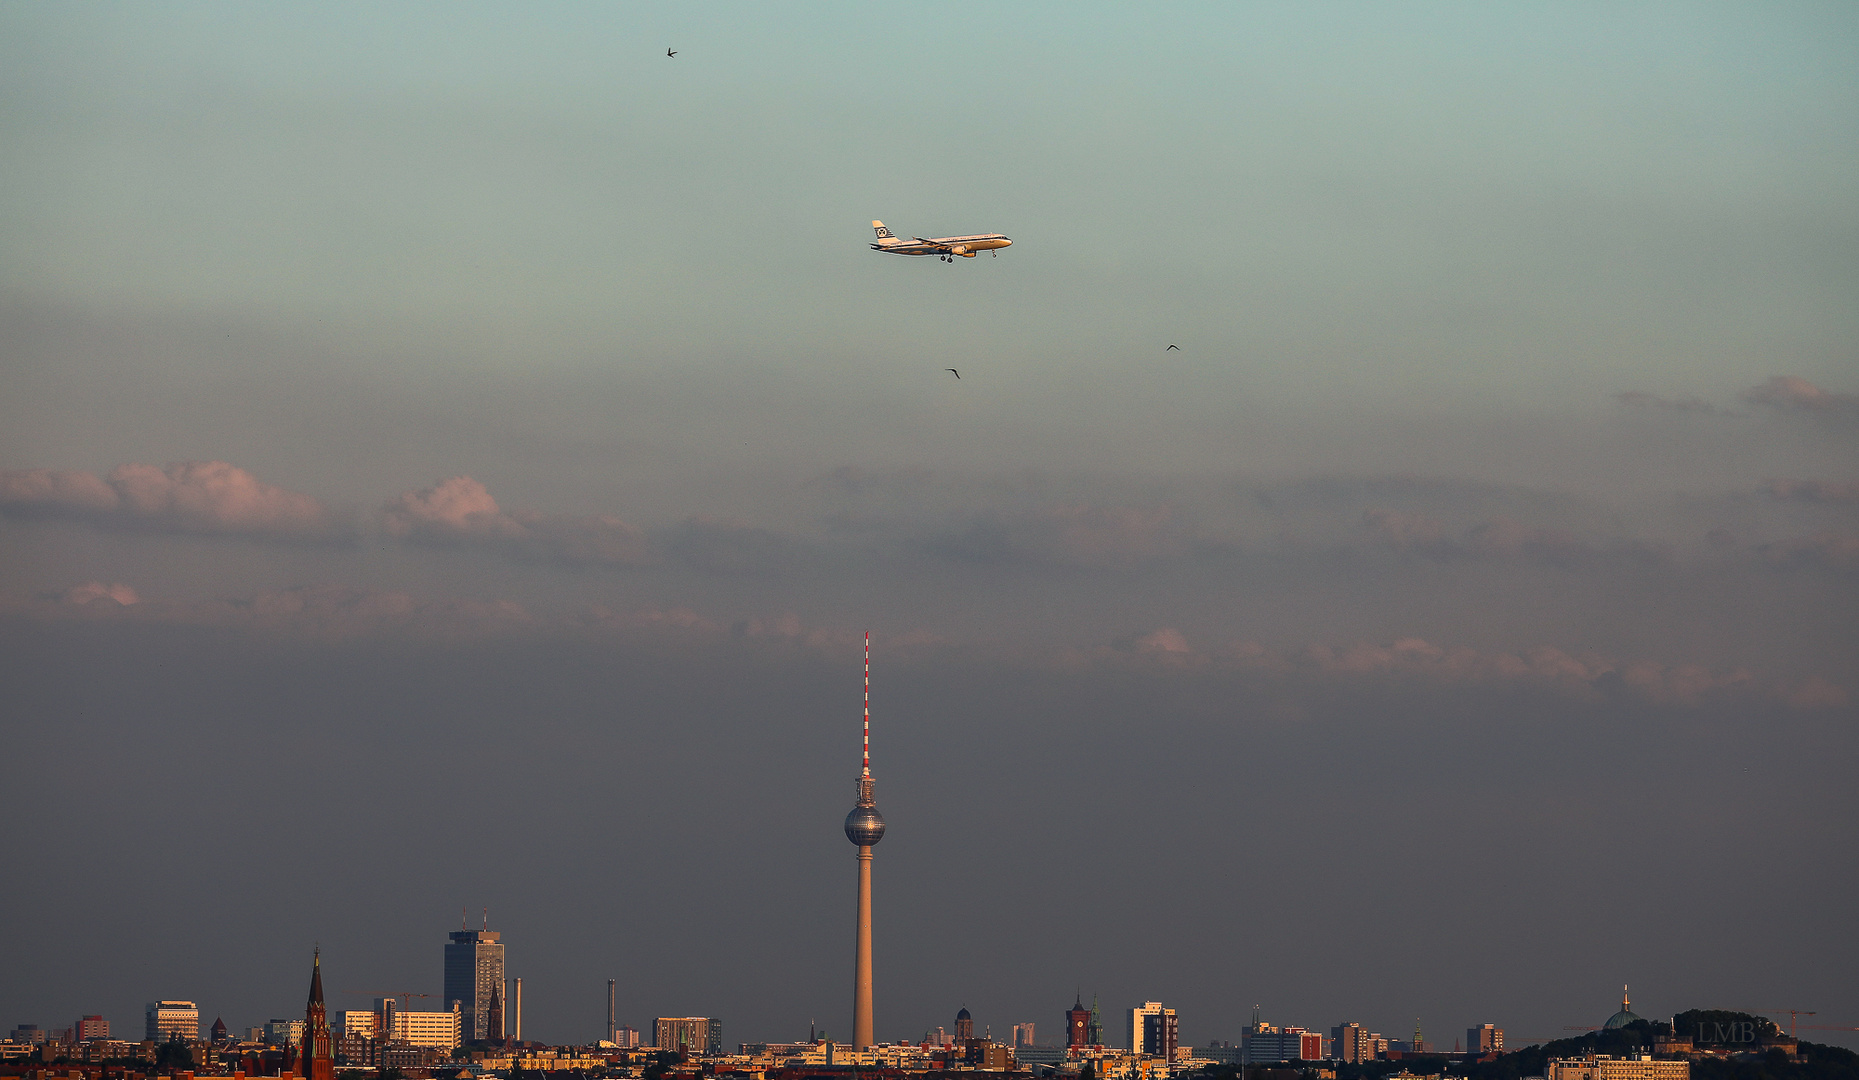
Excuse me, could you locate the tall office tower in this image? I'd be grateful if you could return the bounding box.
[844,632,887,1051]
[145,1001,199,1043]
[1067,998,1092,1048]
[1012,1023,1035,1047]
[1128,1003,1163,1054]
[607,981,616,1043]
[1334,1023,1373,1064]
[1468,1025,1503,1054]
[615,1026,640,1049]
[445,912,506,1042]
[302,949,335,1080]
[955,1008,973,1042]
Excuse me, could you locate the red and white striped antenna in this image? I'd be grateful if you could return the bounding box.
[862,631,871,777]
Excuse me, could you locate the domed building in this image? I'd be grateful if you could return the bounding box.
[1603,988,1643,1030]
[955,1008,974,1042]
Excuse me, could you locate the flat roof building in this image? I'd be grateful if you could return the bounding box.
[146,1002,199,1043]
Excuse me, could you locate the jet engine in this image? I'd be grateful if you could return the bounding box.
[951,245,969,257]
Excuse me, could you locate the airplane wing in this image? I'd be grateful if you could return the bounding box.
[912,236,954,249]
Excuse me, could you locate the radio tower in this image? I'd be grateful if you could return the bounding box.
[845,631,886,1050]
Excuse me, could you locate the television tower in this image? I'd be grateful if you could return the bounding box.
[844,631,886,1050]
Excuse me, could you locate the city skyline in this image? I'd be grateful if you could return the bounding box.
[3,0,1854,1058]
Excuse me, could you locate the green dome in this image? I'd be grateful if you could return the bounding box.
[1603,989,1642,1029]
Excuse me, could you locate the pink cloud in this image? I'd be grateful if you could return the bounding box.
[61,582,140,606]
[1741,375,1859,418]
[0,461,339,539]
[382,476,649,566]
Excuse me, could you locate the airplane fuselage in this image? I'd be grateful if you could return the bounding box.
[869,221,1011,259]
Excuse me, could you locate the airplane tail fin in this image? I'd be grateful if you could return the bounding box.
[872,221,894,239]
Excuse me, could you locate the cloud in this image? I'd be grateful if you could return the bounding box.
[1741,376,1859,420]
[60,582,140,606]
[382,476,649,567]
[1760,478,1859,503]
[1754,531,1859,570]
[1361,509,1664,567]
[0,461,341,539]
[1613,390,1738,416]
[930,503,1183,567]
[1071,631,1823,708]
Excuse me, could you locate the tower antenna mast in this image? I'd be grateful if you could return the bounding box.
[863,631,871,778]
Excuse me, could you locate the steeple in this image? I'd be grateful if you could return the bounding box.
[303,948,334,1080]
[307,948,325,1007]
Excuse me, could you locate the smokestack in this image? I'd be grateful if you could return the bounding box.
[607,980,616,1044]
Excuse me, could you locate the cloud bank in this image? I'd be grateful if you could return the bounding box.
[0,462,341,540]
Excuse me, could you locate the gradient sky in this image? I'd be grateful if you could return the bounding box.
[2,0,1856,1056]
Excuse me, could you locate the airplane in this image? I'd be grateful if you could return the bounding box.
[870,221,1012,262]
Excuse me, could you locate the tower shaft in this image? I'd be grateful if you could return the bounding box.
[853,845,874,1049]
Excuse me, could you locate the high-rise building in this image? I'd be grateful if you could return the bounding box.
[1334,1023,1378,1064]
[302,950,335,1080]
[1012,1024,1036,1048]
[266,1019,306,1048]
[445,915,506,1043]
[1469,1025,1504,1054]
[145,1002,199,1043]
[337,1013,377,1039]
[654,1018,721,1056]
[1131,1005,1177,1060]
[76,1017,109,1042]
[844,632,887,1051]
[1067,998,1092,1048]
[1128,1003,1162,1054]
[615,1026,640,1049]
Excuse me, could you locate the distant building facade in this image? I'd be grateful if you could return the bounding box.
[1548,1056,1689,1080]
[654,1017,721,1056]
[955,1009,974,1043]
[1469,1025,1504,1054]
[266,1019,307,1048]
[1242,1023,1323,1064]
[389,1005,462,1049]
[445,926,506,1043]
[75,1017,109,1043]
[614,1026,641,1049]
[145,1002,199,1043]
[1128,1004,1162,1054]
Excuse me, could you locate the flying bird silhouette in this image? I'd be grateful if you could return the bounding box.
[1166,344,1179,351]
[666,48,676,57]
[946,369,960,379]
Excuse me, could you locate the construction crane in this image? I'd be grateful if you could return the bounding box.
[341,990,434,1010]
[1718,1009,1816,1039]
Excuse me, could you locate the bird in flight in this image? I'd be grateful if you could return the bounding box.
[947,368,961,379]
[1166,344,1179,351]
[666,48,677,57]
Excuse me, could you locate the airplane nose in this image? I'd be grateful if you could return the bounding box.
[1000,238,1011,246]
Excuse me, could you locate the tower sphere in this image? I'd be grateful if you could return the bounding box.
[845,804,886,846]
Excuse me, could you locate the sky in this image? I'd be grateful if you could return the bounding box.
[2,0,1856,1055]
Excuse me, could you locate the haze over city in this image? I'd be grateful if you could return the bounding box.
[2,0,1855,1059]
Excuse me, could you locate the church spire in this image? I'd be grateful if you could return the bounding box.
[308,947,325,1007]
